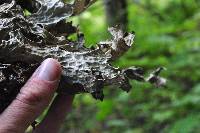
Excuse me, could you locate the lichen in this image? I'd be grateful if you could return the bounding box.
[0,0,166,113]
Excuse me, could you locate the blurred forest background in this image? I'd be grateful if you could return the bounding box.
[59,0,200,132]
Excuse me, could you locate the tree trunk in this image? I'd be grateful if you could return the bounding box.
[104,0,128,30]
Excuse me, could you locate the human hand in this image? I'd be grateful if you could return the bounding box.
[0,58,74,133]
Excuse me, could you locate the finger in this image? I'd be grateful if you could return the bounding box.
[34,94,74,133]
[0,58,62,133]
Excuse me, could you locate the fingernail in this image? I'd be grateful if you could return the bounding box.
[34,58,61,81]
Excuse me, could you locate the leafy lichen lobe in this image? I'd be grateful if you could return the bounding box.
[0,0,166,112]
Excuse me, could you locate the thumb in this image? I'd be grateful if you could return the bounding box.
[0,58,62,133]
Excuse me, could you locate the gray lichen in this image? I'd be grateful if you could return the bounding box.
[0,0,166,112]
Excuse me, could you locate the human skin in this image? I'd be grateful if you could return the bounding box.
[0,58,74,133]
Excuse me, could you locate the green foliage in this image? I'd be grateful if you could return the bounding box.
[167,114,200,133]
[60,0,200,132]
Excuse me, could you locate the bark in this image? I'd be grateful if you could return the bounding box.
[104,0,128,30]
